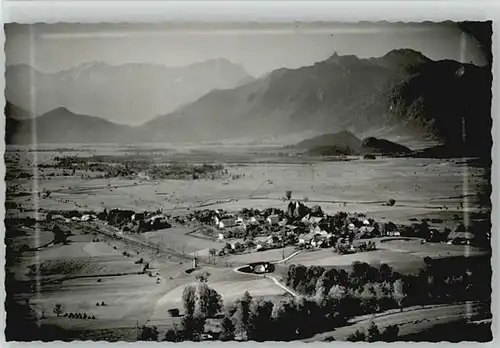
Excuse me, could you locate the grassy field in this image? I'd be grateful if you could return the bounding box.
[6,145,489,226]
[139,225,222,255]
[5,144,491,341]
[225,237,488,275]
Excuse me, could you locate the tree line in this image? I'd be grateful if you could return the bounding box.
[137,255,491,342]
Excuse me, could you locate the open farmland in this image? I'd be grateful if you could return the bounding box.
[6,145,489,225]
[5,144,492,342]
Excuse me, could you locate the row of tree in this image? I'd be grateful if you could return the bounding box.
[138,256,491,342]
[286,257,491,310]
[347,322,399,342]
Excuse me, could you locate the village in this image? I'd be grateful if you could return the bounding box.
[38,193,490,268]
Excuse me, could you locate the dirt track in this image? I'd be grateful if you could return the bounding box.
[305,301,490,341]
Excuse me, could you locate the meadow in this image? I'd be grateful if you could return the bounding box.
[5,143,491,341]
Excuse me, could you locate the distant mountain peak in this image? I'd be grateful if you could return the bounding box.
[373,48,432,70]
[51,106,71,113]
[206,57,232,64]
[383,48,430,59]
[6,57,253,124]
[325,52,362,66]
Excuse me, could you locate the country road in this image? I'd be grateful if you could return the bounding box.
[304,301,490,341]
[272,250,301,264]
[267,275,298,297]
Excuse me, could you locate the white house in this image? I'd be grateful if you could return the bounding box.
[218,233,224,241]
[81,214,93,222]
[248,216,258,224]
[387,231,401,237]
[358,226,375,238]
[219,218,237,229]
[254,264,268,274]
[51,214,65,221]
[214,216,221,225]
[148,214,164,222]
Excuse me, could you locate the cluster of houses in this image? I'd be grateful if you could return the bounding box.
[46,211,96,223]
[40,199,489,253]
[46,208,172,233]
[186,201,490,255]
[188,202,383,254]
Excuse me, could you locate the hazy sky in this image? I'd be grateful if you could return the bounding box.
[6,22,488,77]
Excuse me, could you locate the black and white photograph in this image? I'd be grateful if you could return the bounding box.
[4,21,493,342]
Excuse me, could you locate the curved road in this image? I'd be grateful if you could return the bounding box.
[304,301,489,342]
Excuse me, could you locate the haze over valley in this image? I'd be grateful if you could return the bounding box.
[6,49,492,158]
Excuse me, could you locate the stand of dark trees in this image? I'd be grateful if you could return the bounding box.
[286,256,491,306]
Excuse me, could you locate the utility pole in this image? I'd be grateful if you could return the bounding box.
[136,320,139,341]
[282,228,285,262]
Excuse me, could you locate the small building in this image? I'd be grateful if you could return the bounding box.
[215,215,237,229]
[50,214,66,221]
[132,213,146,222]
[254,264,266,273]
[266,235,281,246]
[256,244,265,251]
[358,226,375,238]
[267,215,280,225]
[167,308,180,317]
[218,233,224,241]
[248,216,258,225]
[386,231,401,237]
[147,214,164,223]
[219,218,236,229]
[298,232,316,245]
[81,214,93,222]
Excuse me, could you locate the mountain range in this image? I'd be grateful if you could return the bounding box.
[6,58,252,125]
[5,105,136,144]
[5,49,492,157]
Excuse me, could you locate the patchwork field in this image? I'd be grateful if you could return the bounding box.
[5,144,491,341]
[6,146,489,227]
